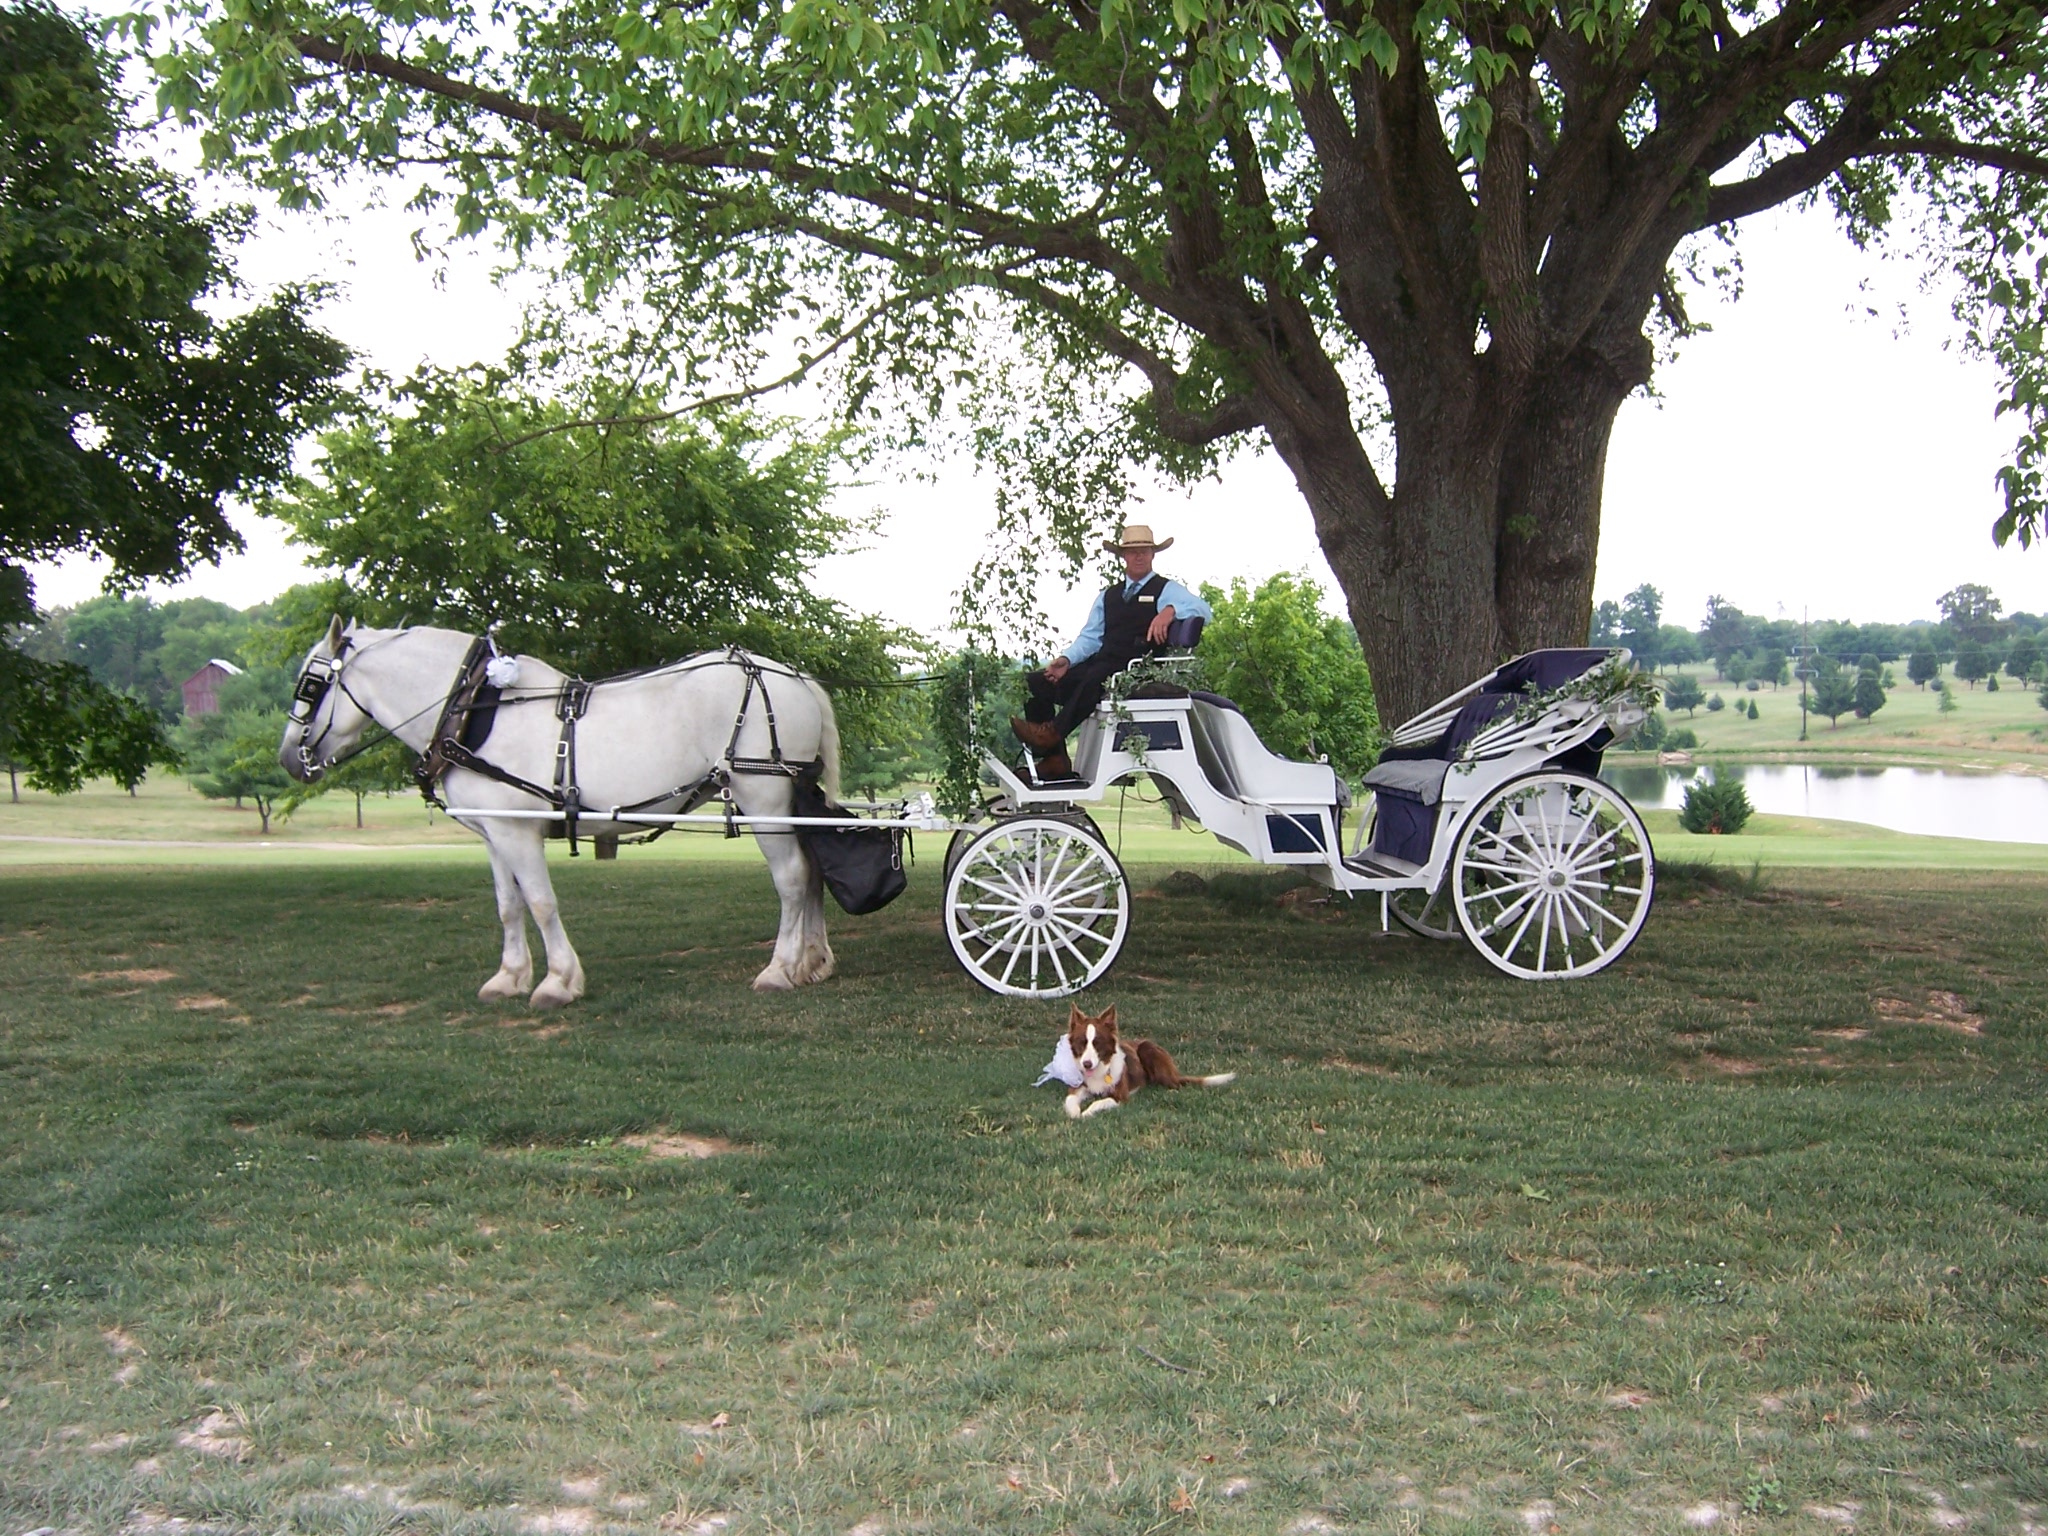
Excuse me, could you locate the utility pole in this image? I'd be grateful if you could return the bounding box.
[1792,608,1816,743]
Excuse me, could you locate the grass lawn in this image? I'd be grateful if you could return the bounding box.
[4,855,2046,1535]
[1646,663,2048,767]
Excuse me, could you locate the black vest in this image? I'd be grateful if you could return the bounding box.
[1100,573,1169,665]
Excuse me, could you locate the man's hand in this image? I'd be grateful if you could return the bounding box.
[1146,605,1177,646]
[1044,655,1071,682]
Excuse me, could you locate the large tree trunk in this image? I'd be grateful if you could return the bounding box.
[1493,341,1648,656]
[1272,346,1641,728]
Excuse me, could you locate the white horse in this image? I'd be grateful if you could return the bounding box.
[279,618,841,1005]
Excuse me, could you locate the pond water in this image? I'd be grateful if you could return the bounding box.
[1600,762,2048,845]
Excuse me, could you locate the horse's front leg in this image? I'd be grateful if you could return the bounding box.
[478,844,535,1001]
[492,826,586,1008]
[750,830,834,990]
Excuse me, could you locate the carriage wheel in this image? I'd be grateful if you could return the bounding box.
[1389,882,1462,942]
[1450,771,1654,980]
[944,817,1129,998]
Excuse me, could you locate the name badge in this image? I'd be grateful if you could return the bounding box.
[1139,594,1156,604]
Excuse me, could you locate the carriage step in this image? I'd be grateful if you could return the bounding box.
[1343,851,1422,879]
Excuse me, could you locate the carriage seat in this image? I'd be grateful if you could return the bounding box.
[1109,615,1206,683]
[1186,695,1340,805]
[1376,647,1614,764]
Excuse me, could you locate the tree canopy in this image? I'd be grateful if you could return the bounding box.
[266,370,909,740]
[2,2,347,595]
[2,0,346,792]
[156,0,2048,719]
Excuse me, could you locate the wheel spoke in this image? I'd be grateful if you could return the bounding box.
[1534,892,1554,972]
[1042,923,1070,988]
[1559,883,1624,941]
[1046,910,1115,947]
[1498,888,1544,958]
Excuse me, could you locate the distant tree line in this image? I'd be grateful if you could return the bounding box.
[1590,582,2047,687]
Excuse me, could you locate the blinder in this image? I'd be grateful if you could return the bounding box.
[289,632,355,777]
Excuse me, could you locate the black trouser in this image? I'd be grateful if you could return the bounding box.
[1024,651,1135,740]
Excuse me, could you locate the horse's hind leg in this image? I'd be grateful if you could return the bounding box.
[751,831,834,990]
[478,846,535,1001]
[492,826,586,1008]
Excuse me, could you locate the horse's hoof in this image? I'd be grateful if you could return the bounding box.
[751,965,794,992]
[479,972,528,1001]
[530,976,579,1009]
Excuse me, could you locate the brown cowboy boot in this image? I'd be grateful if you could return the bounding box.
[1011,715,1063,751]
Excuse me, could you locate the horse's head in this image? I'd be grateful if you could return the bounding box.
[280,615,373,781]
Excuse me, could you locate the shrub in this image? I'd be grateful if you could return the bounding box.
[1706,693,1725,713]
[1679,776,1753,835]
[1987,674,2000,692]
[1747,698,1760,720]
[1666,727,1699,750]
[1661,673,1705,715]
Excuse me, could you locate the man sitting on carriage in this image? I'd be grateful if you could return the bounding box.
[1010,524,1212,779]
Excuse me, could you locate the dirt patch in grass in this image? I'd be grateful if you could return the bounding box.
[1874,990,1984,1033]
[621,1131,741,1160]
[1323,1056,1399,1077]
[174,994,231,1011]
[173,1408,250,1461]
[78,967,178,983]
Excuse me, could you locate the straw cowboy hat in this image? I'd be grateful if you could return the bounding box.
[1101,523,1174,554]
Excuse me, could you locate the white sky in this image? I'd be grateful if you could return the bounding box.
[25,130,2047,642]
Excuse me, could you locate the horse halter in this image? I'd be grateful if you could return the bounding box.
[288,633,358,778]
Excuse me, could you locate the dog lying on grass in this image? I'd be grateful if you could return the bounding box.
[1060,1003,1235,1119]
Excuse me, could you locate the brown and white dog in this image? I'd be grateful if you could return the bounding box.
[1064,1003,1235,1119]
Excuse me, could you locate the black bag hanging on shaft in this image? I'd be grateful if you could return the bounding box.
[791,772,908,915]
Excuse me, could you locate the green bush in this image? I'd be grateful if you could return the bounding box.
[1678,776,1753,835]
[1706,693,1725,712]
[1665,727,1699,749]
[1196,573,1380,780]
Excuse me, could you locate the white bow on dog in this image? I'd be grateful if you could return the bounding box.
[1034,1032,1085,1088]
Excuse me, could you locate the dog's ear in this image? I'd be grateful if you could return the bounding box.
[1099,1004,1117,1029]
[1069,1002,1086,1025]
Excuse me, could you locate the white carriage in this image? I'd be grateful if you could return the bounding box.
[941,644,1657,997]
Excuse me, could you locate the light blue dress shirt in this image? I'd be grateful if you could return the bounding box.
[1063,577,1213,665]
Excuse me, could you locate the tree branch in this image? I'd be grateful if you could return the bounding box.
[989,271,1264,446]
[481,288,919,451]
[1877,135,2048,180]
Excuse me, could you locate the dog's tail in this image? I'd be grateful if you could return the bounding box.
[1193,1072,1236,1087]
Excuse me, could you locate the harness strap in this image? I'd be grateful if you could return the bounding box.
[554,680,594,855]
[413,641,818,842]
[414,636,496,804]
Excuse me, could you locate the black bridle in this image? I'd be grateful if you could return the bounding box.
[287,630,413,779]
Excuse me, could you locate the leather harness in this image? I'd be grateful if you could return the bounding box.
[409,638,816,855]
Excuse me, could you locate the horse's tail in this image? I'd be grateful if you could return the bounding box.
[807,678,842,799]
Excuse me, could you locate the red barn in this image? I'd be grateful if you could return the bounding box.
[180,658,244,716]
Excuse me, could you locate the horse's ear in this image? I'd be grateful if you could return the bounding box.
[324,614,346,651]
